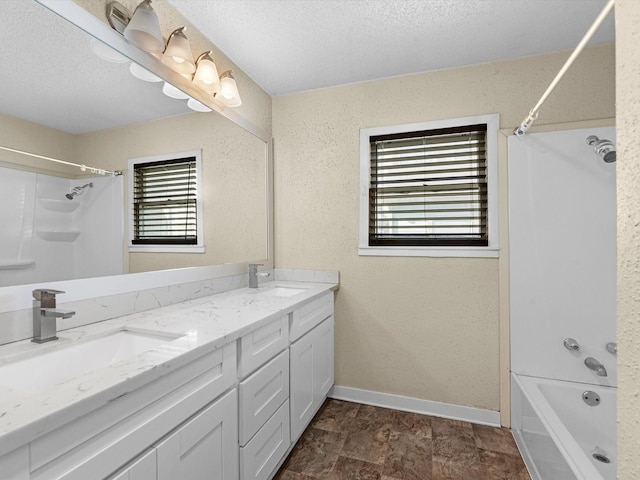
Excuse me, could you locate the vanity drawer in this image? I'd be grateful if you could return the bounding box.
[240,400,290,480]
[290,292,334,342]
[239,315,289,378]
[239,349,289,446]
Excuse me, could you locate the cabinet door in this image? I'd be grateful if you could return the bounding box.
[109,449,157,480]
[156,389,239,480]
[290,316,334,441]
[290,329,315,441]
[313,316,334,400]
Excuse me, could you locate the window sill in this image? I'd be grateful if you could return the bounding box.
[129,245,205,254]
[358,246,499,258]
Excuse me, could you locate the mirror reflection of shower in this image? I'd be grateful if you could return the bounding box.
[586,135,616,163]
[65,182,93,200]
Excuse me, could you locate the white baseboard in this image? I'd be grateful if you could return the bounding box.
[329,385,501,427]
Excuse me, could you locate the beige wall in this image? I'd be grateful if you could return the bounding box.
[0,113,77,177]
[75,112,268,272]
[273,45,615,411]
[616,0,640,477]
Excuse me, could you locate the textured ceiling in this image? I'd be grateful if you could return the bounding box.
[0,0,190,135]
[168,0,616,96]
[0,0,615,134]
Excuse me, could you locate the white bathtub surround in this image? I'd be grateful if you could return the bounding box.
[330,385,500,427]
[508,126,616,480]
[509,126,617,387]
[0,279,337,458]
[512,374,615,480]
[0,166,124,287]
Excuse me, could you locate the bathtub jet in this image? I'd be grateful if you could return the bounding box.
[65,182,93,200]
[586,135,616,163]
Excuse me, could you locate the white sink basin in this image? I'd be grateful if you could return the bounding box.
[0,329,184,394]
[262,286,308,297]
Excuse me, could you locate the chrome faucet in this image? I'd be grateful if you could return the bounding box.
[32,289,75,343]
[248,263,271,288]
[584,357,608,377]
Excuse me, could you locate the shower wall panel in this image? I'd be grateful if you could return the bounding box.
[508,127,616,386]
[75,175,124,279]
[0,167,36,286]
[0,167,123,287]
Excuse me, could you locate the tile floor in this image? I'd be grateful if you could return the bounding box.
[274,399,531,480]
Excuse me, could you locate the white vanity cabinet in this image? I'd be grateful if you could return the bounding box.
[156,389,239,480]
[28,344,239,480]
[290,315,334,442]
[108,450,157,480]
[238,318,291,480]
[107,389,238,480]
[237,291,335,480]
[0,285,337,480]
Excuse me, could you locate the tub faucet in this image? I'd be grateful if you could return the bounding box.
[32,289,75,343]
[248,263,271,288]
[584,357,608,377]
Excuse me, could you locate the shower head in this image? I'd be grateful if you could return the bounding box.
[586,135,616,163]
[65,182,93,200]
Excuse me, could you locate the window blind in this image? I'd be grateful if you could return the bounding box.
[132,157,198,245]
[369,124,488,247]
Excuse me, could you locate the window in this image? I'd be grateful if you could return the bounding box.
[128,150,204,253]
[359,114,499,257]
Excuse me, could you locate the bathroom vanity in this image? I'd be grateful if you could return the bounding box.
[0,280,336,480]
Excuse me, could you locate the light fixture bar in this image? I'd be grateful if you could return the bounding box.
[106,2,130,35]
[0,145,122,176]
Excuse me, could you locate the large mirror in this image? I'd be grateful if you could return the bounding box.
[0,0,269,287]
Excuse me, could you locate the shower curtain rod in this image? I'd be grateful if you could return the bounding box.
[0,145,122,176]
[514,0,614,136]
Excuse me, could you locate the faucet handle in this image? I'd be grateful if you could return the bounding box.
[563,337,580,352]
[33,289,65,300]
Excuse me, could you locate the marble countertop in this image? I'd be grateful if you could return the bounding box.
[0,280,337,457]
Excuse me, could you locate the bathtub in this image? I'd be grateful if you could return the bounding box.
[511,373,616,480]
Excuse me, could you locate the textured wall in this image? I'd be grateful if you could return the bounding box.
[273,45,615,411]
[75,112,268,272]
[616,0,640,477]
[0,113,76,177]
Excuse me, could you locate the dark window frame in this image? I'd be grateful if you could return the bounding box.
[131,156,199,246]
[368,124,489,248]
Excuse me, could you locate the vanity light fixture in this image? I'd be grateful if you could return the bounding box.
[122,0,165,54]
[89,38,128,64]
[187,98,213,112]
[129,62,162,82]
[105,2,242,109]
[193,51,221,94]
[162,27,196,75]
[106,2,130,35]
[162,82,190,100]
[217,70,242,107]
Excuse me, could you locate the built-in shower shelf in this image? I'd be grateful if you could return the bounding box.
[0,260,35,270]
[38,198,80,213]
[36,231,80,242]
